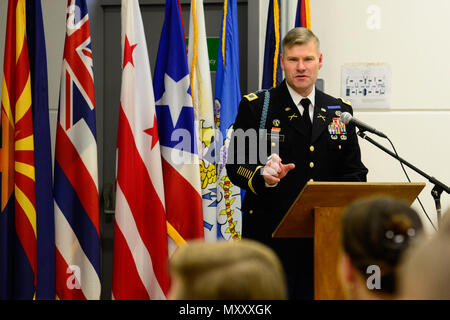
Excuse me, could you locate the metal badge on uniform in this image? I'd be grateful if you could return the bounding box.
[284,107,291,112]
[335,111,342,117]
[317,114,326,122]
[288,113,298,121]
[272,119,281,127]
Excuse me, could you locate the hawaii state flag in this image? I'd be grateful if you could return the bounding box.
[154,0,204,251]
[262,0,282,89]
[112,0,169,300]
[295,0,311,29]
[214,0,242,241]
[54,0,100,300]
[188,0,218,241]
[0,0,37,299]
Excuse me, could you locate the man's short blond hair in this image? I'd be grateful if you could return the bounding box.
[282,27,320,54]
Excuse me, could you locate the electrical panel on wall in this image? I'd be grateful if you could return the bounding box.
[341,63,391,109]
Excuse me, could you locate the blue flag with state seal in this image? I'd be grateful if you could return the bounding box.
[214,0,242,241]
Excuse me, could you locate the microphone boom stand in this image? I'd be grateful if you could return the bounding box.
[357,130,450,228]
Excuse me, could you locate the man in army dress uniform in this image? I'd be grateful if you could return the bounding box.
[226,27,368,299]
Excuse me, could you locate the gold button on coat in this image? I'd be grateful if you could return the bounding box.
[310,146,314,152]
[309,162,314,168]
[249,210,254,214]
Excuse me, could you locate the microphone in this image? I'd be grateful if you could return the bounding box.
[340,112,387,138]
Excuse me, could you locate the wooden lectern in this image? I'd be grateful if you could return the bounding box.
[272,181,425,300]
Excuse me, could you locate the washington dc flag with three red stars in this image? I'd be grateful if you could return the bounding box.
[53,0,100,300]
[112,0,170,300]
[154,0,204,251]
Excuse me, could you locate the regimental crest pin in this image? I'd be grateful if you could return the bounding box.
[272,119,281,127]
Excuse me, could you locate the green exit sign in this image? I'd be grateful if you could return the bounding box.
[186,37,219,72]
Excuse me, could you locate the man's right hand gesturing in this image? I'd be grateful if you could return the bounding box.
[262,153,295,186]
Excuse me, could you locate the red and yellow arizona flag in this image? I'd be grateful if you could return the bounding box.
[0,0,37,299]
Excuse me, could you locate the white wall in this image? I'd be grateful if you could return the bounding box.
[311,0,450,109]
[312,0,450,233]
[257,0,450,232]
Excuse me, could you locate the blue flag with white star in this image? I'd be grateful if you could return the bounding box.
[153,0,204,245]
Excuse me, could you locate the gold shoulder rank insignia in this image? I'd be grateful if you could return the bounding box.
[244,93,259,101]
[339,97,352,106]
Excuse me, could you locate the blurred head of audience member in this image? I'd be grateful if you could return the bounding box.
[339,196,423,299]
[168,239,288,300]
[399,209,450,300]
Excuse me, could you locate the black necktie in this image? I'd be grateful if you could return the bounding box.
[300,98,312,133]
